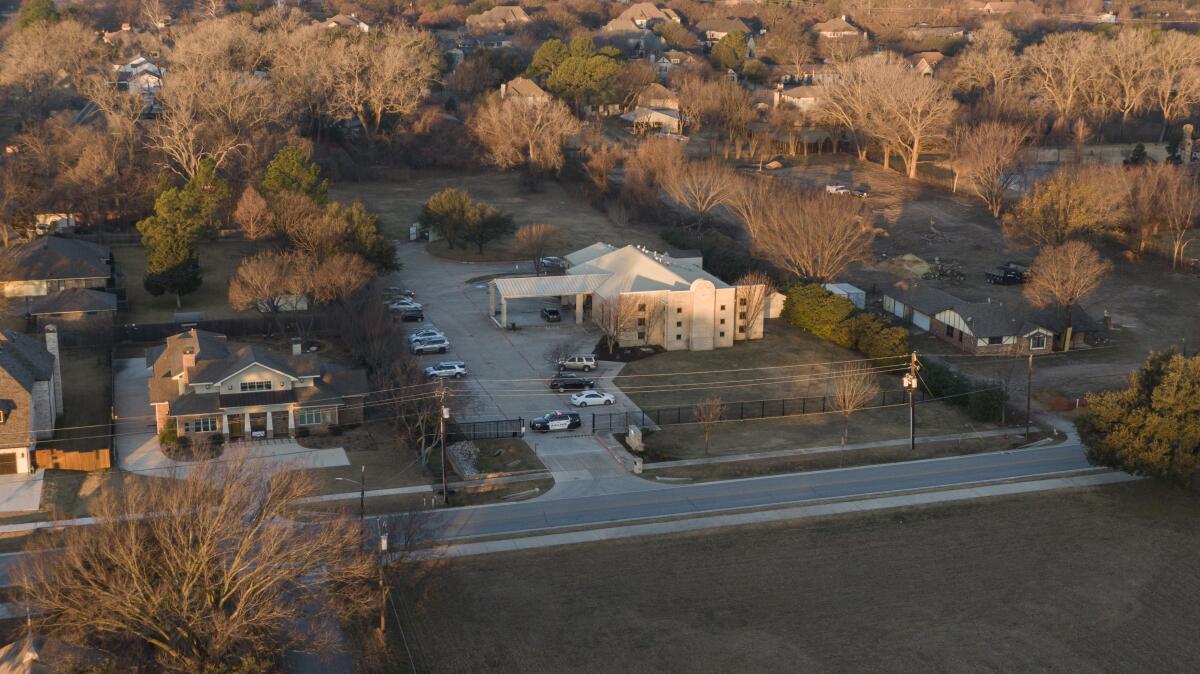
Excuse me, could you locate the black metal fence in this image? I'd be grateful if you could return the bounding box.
[446,417,525,442]
[117,314,345,344]
[592,389,922,433]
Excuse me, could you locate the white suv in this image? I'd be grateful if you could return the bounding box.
[411,336,450,354]
[408,327,443,343]
[425,361,467,379]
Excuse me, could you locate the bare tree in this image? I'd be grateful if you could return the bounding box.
[228,249,304,316]
[734,271,775,339]
[621,136,684,207]
[868,63,957,179]
[307,253,375,305]
[727,174,777,241]
[1024,241,1111,351]
[470,93,582,185]
[958,122,1028,218]
[326,26,441,143]
[595,294,641,354]
[1005,167,1125,246]
[660,159,735,230]
[1101,29,1156,124]
[17,456,376,672]
[830,363,879,448]
[1155,166,1200,269]
[952,24,1020,95]
[753,191,874,282]
[1022,32,1100,121]
[693,395,725,455]
[1149,31,1200,142]
[233,186,275,240]
[515,223,565,274]
[583,142,622,193]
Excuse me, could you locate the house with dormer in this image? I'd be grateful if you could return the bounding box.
[466,5,531,30]
[616,3,681,28]
[147,330,368,441]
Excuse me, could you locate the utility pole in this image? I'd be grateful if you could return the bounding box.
[359,464,365,522]
[903,352,919,452]
[438,380,449,505]
[1025,352,1034,440]
[379,526,389,639]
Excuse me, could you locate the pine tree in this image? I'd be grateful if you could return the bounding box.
[18,0,58,28]
[261,146,328,203]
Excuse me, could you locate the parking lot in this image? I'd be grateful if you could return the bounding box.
[395,243,662,498]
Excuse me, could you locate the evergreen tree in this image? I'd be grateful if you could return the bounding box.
[711,32,749,73]
[327,201,397,271]
[261,146,328,202]
[463,202,514,254]
[526,39,569,80]
[18,0,58,28]
[136,166,226,307]
[420,188,473,249]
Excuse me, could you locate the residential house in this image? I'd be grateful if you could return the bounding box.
[466,5,532,30]
[980,2,1019,14]
[636,82,679,110]
[500,76,552,103]
[621,107,683,134]
[812,16,862,39]
[25,288,118,333]
[475,33,515,49]
[488,243,775,351]
[33,214,78,236]
[112,56,163,98]
[882,281,1096,354]
[695,18,753,53]
[319,13,370,32]
[652,49,700,77]
[908,51,945,77]
[147,330,368,442]
[0,237,113,299]
[0,328,62,475]
[601,19,660,54]
[773,85,827,113]
[617,3,682,28]
[102,23,135,45]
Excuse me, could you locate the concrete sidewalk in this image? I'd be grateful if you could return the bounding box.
[300,471,551,503]
[641,428,1034,470]
[407,470,1141,560]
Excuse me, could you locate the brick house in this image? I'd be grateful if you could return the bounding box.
[0,237,113,299]
[147,329,368,442]
[0,327,62,474]
[883,281,1096,354]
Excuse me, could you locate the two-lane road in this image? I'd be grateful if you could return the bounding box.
[412,442,1097,541]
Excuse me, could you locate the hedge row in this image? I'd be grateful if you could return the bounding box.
[918,358,1007,423]
[781,284,908,360]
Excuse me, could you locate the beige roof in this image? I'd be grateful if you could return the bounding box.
[637,82,678,105]
[813,17,859,33]
[491,274,611,299]
[568,244,728,296]
[617,3,676,23]
[909,51,945,65]
[467,5,531,26]
[503,76,550,100]
[603,18,643,33]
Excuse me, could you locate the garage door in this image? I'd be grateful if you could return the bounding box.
[913,311,931,331]
[0,453,18,475]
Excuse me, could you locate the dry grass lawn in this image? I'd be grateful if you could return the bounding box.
[395,479,1200,672]
[329,169,667,261]
[614,322,997,459]
[113,240,268,322]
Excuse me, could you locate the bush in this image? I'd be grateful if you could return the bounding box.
[295,427,311,438]
[158,419,178,447]
[921,359,1005,423]
[783,285,855,342]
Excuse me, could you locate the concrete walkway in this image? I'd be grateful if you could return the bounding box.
[408,470,1141,560]
[0,471,44,513]
[641,428,1031,470]
[301,471,551,503]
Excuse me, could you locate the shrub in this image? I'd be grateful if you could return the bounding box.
[158,419,178,447]
[783,285,855,341]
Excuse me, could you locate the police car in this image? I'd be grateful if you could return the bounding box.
[530,411,582,432]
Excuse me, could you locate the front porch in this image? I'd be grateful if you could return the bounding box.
[177,405,338,442]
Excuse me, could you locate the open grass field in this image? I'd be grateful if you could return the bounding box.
[113,240,268,323]
[329,169,667,261]
[395,479,1200,672]
[614,322,997,459]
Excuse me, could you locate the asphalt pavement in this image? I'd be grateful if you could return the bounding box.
[407,441,1097,542]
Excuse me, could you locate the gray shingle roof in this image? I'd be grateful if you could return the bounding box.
[0,237,111,282]
[697,18,750,34]
[147,329,229,377]
[0,330,54,393]
[26,288,117,316]
[187,346,322,385]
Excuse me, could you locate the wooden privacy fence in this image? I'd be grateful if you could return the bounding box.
[34,448,112,471]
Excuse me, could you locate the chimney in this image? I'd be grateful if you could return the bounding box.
[292,337,303,356]
[500,82,507,98]
[181,347,196,383]
[44,325,63,417]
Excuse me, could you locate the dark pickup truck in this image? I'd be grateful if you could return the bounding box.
[985,262,1030,285]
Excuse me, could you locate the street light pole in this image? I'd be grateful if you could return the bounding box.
[1025,352,1033,440]
[438,381,449,505]
[359,464,365,522]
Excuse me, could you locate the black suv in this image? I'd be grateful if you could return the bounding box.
[530,411,582,432]
[549,373,595,391]
[541,307,562,322]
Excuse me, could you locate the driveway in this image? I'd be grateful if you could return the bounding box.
[113,357,350,477]
[395,243,659,498]
[0,471,44,513]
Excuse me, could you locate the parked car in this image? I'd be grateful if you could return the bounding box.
[530,411,582,432]
[985,262,1030,285]
[540,256,568,271]
[410,336,449,354]
[408,327,443,343]
[825,183,867,198]
[549,373,595,391]
[399,308,425,322]
[386,287,416,298]
[556,353,596,372]
[541,307,562,322]
[570,391,614,407]
[387,298,422,311]
[424,361,467,379]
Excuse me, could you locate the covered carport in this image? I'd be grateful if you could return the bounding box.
[488,274,609,327]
